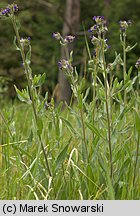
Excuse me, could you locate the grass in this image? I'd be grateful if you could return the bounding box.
[0,6,140,200]
[0,99,139,199]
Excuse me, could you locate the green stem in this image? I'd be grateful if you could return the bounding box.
[105,71,113,179]
[92,47,99,125]
[123,33,127,105]
[102,38,113,179]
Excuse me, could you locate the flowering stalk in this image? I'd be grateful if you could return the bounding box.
[89,16,109,124]
[120,20,131,105]
[14,20,52,176]
[123,33,127,104]
[58,59,89,162]
[1,4,53,180]
[53,32,75,60]
[89,16,113,178]
[102,39,113,179]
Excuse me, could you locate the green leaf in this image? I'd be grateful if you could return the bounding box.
[13,36,20,51]
[14,85,32,104]
[55,139,71,170]
[61,117,80,138]
[83,87,90,103]
[69,51,73,63]
[26,45,31,65]
[85,122,104,139]
[16,19,21,30]
[37,117,43,136]
[99,154,115,200]
[28,130,33,143]
[125,43,137,52]
[134,109,140,133]
[33,73,46,87]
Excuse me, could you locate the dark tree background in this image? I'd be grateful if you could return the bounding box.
[0,0,140,101]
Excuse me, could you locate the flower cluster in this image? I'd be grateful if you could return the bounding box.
[0,4,18,17]
[20,37,31,47]
[58,59,73,73]
[119,20,131,32]
[135,58,140,70]
[88,16,108,36]
[64,35,75,43]
[93,16,106,24]
[88,16,110,51]
[88,17,110,52]
[53,32,75,44]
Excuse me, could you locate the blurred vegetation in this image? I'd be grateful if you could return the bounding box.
[0,0,140,99]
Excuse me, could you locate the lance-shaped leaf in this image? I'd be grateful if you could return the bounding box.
[125,43,137,52]
[33,73,46,87]
[14,85,32,104]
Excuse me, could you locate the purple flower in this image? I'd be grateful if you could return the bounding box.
[94,25,97,29]
[52,32,61,40]
[88,25,97,34]
[58,59,73,71]
[58,61,62,69]
[93,16,97,20]
[88,29,92,33]
[0,4,18,17]
[13,5,18,12]
[64,35,75,43]
[1,8,11,15]
[93,16,105,23]
[108,45,111,49]
[91,16,107,34]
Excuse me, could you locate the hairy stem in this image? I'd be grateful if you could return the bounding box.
[102,38,113,179]
[123,33,127,105]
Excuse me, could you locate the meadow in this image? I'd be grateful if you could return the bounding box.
[0,4,140,200]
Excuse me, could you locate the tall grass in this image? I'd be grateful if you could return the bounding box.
[0,5,140,200]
